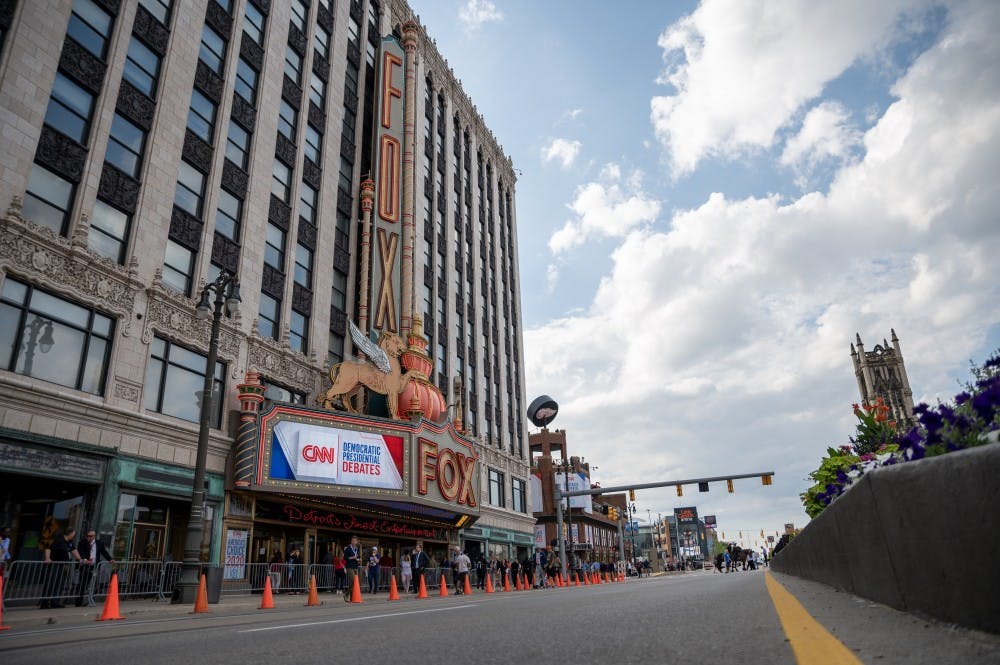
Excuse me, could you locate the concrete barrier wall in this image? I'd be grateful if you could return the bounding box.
[773,443,1000,634]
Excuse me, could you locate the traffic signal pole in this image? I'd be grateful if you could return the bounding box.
[553,470,774,580]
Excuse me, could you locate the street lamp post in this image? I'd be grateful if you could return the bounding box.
[173,272,240,604]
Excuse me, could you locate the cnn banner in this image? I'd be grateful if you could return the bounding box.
[268,420,404,490]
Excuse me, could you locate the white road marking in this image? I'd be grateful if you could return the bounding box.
[236,604,478,633]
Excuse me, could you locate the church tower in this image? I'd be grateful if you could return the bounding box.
[850,330,916,430]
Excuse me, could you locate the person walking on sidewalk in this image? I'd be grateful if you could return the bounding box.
[76,529,113,606]
[453,547,471,594]
[41,527,81,609]
[343,536,361,601]
[333,547,347,592]
[400,550,412,593]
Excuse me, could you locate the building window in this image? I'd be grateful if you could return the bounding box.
[22,164,75,235]
[174,161,206,218]
[289,310,308,353]
[488,469,505,508]
[187,89,217,143]
[344,65,358,102]
[88,200,130,263]
[341,106,356,144]
[304,125,321,163]
[328,330,344,363]
[278,99,297,140]
[299,182,317,224]
[199,24,227,75]
[44,73,95,144]
[511,478,526,514]
[264,223,285,269]
[309,72,326,108]
[123,36,162,98]
[234,58,259,105]
[257,292,280,339]
[331,269,346,311]
[290,0,307,30]
[314,25,330,59]
[294,243,312,287]
[225,120,250,169]
[271,159,291,203]
[162,240,194,295]
[285,46,302,85]
[104,113,145,179]
[243,2,265,44]
[68,0,114,60]
[0,277,113,395]
[262,378,306,407]
[143,336,225,427]
[214,189,242,241]
[338,157,353,194]
[139,0,172,25]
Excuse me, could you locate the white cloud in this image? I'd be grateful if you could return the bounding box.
[528,0,1000,535]
[545,264,559,293]
[781,101,863,186]
[540,138,583,169]
[548,165,661,254]
[650,0,931,176]
[458,0,504,33]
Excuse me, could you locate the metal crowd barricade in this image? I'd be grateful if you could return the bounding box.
[308,563,335,592]
[3,560,85,607]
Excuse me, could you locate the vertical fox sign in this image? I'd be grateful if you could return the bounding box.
[371,36,405,335]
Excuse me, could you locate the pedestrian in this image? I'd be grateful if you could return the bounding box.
[453,547,471,594]
[400,550,412,592]
[333,547,347,592]
[723,549,732,573]
[75,528,113,606]
[321,544,334,592]
[343,536,361,601]
[269,550,284,593]
[410,542,429,593]
[366,546,381,594]
[0,526,11,574]
[474,553,487,589]
[41,527,81,609]
[287,547,302,594]
[509,557,520,585]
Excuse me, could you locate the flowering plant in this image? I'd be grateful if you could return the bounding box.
[801,351,999,518]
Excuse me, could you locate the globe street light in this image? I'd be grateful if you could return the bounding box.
[173,271,240,604]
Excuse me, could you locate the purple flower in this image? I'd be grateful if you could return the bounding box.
[955,391,971,405]
[984,355,1000,370]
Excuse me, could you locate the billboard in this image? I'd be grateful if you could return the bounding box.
[560,471,593,512]
[704,515,717,528]
[675,506,699,524]
[269,420,405,490]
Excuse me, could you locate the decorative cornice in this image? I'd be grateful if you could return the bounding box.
[142,285,243,365]
[246,333,319,396]
[0,200,141,323]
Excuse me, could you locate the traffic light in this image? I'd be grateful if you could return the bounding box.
[675,484,683,497]
[761,474,773,486]
[602,505,609,515]
[628,489,636,501]
[727,479,734,493]
[760,529,764,537]
[698,482,709,492]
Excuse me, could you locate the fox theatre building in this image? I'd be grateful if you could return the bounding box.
[220,381,480,572]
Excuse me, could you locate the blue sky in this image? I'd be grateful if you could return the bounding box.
[409,0,1000,548]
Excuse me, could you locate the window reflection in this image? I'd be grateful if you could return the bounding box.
[144,336,225,427]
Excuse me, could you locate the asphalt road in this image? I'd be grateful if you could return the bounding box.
[3,570,999,664]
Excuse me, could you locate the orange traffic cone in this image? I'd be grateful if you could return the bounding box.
[305,574,320,606]
[349,574,363,603]
[605,572,611,584]
[438,574,449,597]
[417,574,428,599]
[514,573,522,591]
[573,572,580,586]
[554,574,562,588]
[0,576,11,631]
[484,572,495,593]
[260,575,275,609]
[388,575,400,601]
[522,573,529,590]
[503,571,511,592]
[97,572,125,621]
[595,572,602,584]
[191,573,209,614]
[463,574,473,596]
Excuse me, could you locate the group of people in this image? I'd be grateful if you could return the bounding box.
[714,545,768,573]
[34,526,114,609]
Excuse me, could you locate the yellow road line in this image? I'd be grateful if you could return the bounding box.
[764,572,863,665]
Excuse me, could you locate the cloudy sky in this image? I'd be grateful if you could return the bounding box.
[409,0,1000,548]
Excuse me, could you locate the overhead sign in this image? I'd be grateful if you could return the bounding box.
[675,506,699,524]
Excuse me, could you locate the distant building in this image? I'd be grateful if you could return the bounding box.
[851,330,916,430]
